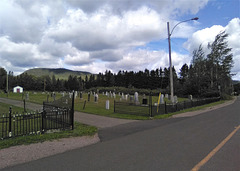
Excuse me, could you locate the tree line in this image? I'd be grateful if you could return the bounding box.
[0,31,235,97]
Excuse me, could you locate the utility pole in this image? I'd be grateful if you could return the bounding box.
[167,17,199,103]
[6,72,8,93]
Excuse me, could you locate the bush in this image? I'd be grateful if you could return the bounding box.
[220,93,233,100]
[201,90,220,98]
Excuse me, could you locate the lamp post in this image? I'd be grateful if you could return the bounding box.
[167,17,199,103]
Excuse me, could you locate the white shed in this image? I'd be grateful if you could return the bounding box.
[13,86,23,93]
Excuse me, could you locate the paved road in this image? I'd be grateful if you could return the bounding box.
[2,97,239,171]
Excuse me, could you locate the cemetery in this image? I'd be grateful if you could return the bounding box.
[0,89,221,140]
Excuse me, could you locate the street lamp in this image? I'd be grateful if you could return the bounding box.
[167,17,199,103]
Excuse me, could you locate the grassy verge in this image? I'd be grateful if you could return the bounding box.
[0,122,97,150]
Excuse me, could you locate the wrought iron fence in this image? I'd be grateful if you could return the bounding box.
[0,92,75,140]
[0,108,42,140]
[114,97,220,117]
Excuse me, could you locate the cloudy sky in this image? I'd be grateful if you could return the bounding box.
[0,0,239,80]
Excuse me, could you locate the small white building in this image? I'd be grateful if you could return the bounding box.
[13,86,23,93]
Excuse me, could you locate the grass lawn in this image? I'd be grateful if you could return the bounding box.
[0,101,97,150]
[0,102,32,114]
[75,93,188,120]
[0,92,62,105]
[1,91,224,120]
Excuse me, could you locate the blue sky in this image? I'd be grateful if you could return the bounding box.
[0,0,239,79]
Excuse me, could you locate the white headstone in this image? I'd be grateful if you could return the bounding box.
[75,91,78,99]
[134,92,139,103]
[106,100,110,110]
[160,94,164,104]
[174,96,178,103]
[94,94,98,103]
[189,95,192,101]
[125,94,128,101]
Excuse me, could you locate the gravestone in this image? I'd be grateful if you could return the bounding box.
[88,92,90,101]
[130,95,134,102]
[188,95,192,101]
[26,93,29,100]
[165,94,168,99]
[134,92,139,103]
[80,92,83,99]
[106,100,110,110]
[174,96,178,103]
[62,92,65,97]
[94,94,98,103]
[160,94,164,104]
[125,94,128,101]
[142,98,148,105]
[53,92,56,101]
[122,93,124,100]
[75,91,78,99]
[113,92,116,99]
[69,92,72,99]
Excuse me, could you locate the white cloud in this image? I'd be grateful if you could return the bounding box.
[47,7,162,51]
[0,0,211,77]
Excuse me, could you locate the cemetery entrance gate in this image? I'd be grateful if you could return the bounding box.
[42,92,75,131]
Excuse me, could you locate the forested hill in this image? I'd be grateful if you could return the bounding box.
[23,68,91,80]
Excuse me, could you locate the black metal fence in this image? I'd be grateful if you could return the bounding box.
[0,109,43,140]
[0,92,75,140]
[114,97,220,117]
[43,94,74,131]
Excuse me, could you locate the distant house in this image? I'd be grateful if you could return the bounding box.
[13,86,23,93]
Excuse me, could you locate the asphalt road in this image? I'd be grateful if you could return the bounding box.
[2,97,240,171]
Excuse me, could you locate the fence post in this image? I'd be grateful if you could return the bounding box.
[165,101,167,114]
[71,91,75,130]
[42,102,45,133]
[114,100,115,113]
[149,93,152,117]
[83,100,86,110]
[23,99,26,113]
[9,106,12,137]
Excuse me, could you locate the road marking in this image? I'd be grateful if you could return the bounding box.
[191,125,240,171]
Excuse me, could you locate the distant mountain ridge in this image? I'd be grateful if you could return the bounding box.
[23,68,91,80]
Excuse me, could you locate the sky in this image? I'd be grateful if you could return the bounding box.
[0,0,239,80]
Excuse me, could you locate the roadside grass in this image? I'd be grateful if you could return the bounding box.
[0,122,97,150]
